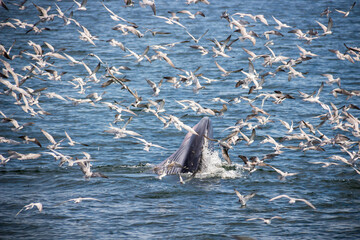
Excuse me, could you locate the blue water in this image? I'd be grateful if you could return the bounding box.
[1,0,360,239]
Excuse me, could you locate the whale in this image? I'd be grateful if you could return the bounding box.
[154,117,214,176]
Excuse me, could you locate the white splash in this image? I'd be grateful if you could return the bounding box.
[195,146,245,179]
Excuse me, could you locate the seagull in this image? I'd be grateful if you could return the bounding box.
[236,59,259,88]
[263,46,289,67]
[249,103,270,116]
[123,0,134,7]
[298,82,326,107]
[321,74,341,87]
[140,0,156,15]
[73,0,87,11]
[101,2,135,24]
[260,135,285,154]
[78,25,98,45]
[19,135,42,147]
[320,7,332,17]
[178,173,185,184]
[0,40,21,60]
[238,129,256,145]
[43,149,72,164]
[279,119,294,133]
[124,46,150,63]
[215,61,243,77]
[16,202,43,216]
[107,39,126,51]
[131,136,167,152]
[104,116,142,138]
[57,197,101,205]
[65,131,88,146]
[33,3,56,21]
[190,45,209,55]
[0,136,20,145]
[232,22,257,45]
[212,46,231,58]
[220,145,232,165]
[310,161,339,168]
[63,52,82,65]
[238,155,258,172]
[41,129,65,149]
[272,16,291,30]
[146,78,162,96]
[157,171,167,180]
[153,50,177,68]
[45,92,68,102]
[297,45,318,57]
[167,11,180,22]
[7,150,42,160]
[269,194,316,209]
[186,0,210,4]
[266,164,299,180]
[0,154,10,165]
[210,36,232,57]
[242,47,267,61]
[263,30,284,40]
[77,160,108,178]
[328,49,354,63]
[246,216,282,224]
[177,10,205,19]
[0,111,34,131]
[335,2,356,17]
[234,189,256,206]
[328,155,355,166]
[155,15,187,29]
[316,17,333,36]
[165,115,199,136]
[186,29,209,43]
[203,135,232,164]
[233,13,268,25]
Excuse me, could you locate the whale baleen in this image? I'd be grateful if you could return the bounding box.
[155,117,214,176]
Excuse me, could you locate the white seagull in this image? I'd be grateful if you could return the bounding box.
[269,194,316,209]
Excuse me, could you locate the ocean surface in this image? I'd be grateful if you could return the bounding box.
[0,0,360,239]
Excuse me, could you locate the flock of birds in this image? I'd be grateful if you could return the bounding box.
[0,0,359,225]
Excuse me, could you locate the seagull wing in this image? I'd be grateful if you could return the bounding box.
[316,20,327,33]
[41,129,56,145]
[298,198,316,209]
[215,61,227,74]
[234,189,244,204]
[269,194,290,201]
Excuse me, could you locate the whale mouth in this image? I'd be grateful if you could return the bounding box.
[154,117,214,176]
[194,127,212,174]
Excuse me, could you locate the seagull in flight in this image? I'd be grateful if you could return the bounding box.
[246,216,282,224]
[131,136,167,152]
[57,197,101,205]
[266,164,299,180]
[77,160,108,178]
[272,16,291,30]
[16,202,43,216]
[316,17,333,36]
[186,29,209,43]
[335,2,356,17]
[234,189,256,206]
[215,61,243,77]
[41,128,65,149]
[73,0,87,11]
[269,194,316,209]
